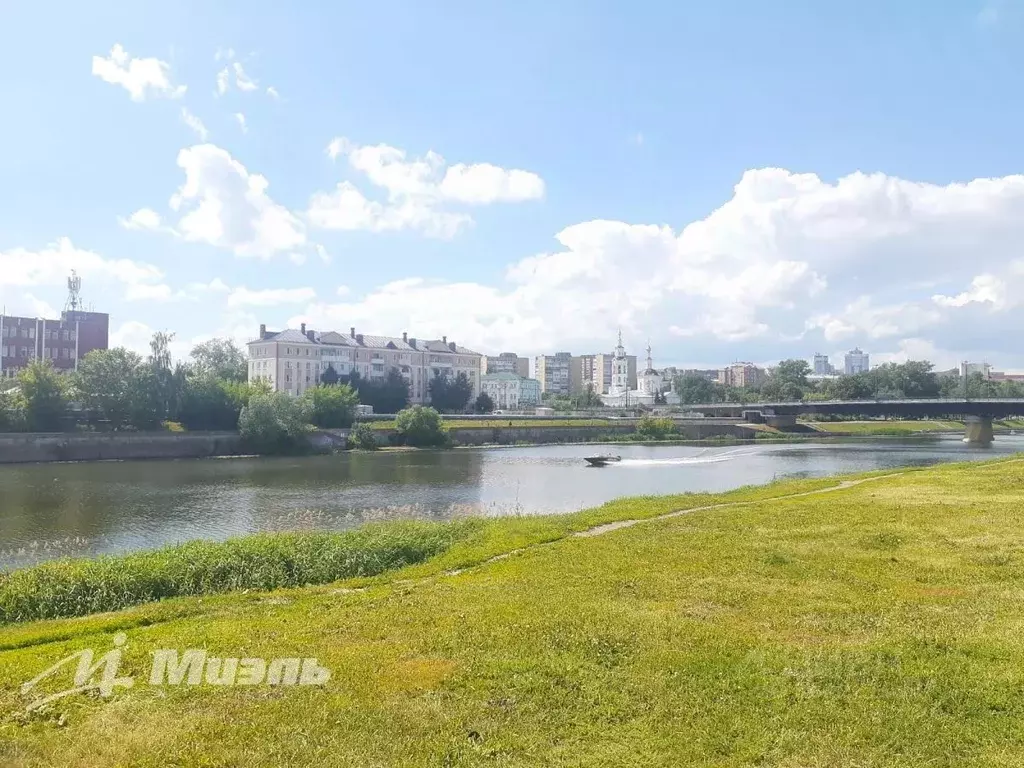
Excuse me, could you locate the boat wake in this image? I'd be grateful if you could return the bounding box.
[619,448,755,467]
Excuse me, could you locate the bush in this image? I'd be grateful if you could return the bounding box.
[393,405,449,447]
[636,415,676,439]
[0,388,27,432]
[348,421,379,450]
[0,520,480,623]
[17,360,67,432]
[238,391,311,454]
[303,384,359,428]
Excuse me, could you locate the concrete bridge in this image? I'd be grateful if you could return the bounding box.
[683,398,1024,445]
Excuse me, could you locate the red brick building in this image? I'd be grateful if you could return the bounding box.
[0,310,109,377]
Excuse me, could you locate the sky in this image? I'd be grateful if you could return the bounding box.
[2,0,1024,372]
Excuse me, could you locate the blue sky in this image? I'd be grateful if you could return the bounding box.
[2,1,1023,371]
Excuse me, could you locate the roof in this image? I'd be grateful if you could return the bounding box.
[250,328,481,355]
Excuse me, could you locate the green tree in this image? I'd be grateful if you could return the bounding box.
[763,359,811,401]
[636,415,676,439]
[238,391,311,454]
[302,384,359,428]
[393,405,448,447]
[320,364,341,386]
[177,376,240,430]
[428,371,474,413]
[17,360,68,432]
[0,385,27,432]
[190,338,248,382]
[473,391,495,414]
[148,331,185,422]
[347,422,378,450]
[74,348,162,430]
[356,370,409,414]
[824,372,876,400]
[673,373,721,404]
[869,361,939,399]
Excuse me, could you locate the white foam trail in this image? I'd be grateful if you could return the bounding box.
[620,449,754,467]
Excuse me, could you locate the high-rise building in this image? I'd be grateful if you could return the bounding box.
[574,352,637,394]
[248,325,482,402]
[813,353,835,375]
[534,352,574,395]
[844,348,870,375]
[481,352,529,378]
[0,273,109,377]
[717,363,766,389]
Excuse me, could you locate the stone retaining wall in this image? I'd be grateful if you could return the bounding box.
[0,431,243,464]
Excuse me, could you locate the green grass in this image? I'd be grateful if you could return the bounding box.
[5,459,1024,765]
[806,419,963,435]
[0,523,480,624]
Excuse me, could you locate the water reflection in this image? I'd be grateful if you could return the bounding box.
[0,436,1017,569]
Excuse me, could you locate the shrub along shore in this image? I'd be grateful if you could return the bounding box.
[3,458,1024,765]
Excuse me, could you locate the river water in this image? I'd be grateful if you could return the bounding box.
[0,436,1020,570]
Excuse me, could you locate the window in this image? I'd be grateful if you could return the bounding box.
[28,327,35,339]
[0,327,7,338]
[1,346,6,356]
[20,328,28,338]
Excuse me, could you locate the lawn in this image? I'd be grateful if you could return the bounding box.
[806,419,964,435]
[4,459,1024,766]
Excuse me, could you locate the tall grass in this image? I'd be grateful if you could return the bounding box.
[0,520,480,624]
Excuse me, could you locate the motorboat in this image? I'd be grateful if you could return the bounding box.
[584,455,621,467]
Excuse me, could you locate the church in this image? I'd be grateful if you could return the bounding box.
[600,332,680,407]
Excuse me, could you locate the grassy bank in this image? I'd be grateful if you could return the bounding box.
[5,458,1024,765]
[805,419,963,435]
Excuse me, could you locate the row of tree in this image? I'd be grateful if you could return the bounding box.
[671,359,1024,405]
[0,332,505,434]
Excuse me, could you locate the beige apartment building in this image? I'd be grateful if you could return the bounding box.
[481,352,530,378]
[717,362,766,389]
[573,352,637,394]
[534,352,573,395]
[248,324,482,403]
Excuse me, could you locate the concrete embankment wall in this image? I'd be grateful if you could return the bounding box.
[0,431,243,464]
[368,422,753,446]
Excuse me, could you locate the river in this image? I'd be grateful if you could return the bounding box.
[1,436,1020,570]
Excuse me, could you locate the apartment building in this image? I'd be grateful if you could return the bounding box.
[481,352,529,378]
[248,324,482,403]
[480,373,542,410]
[574,352,637,394]
[813,353,835,375]
[0,310,109,377]
[534,352,573,395]
[844,347,870,375]
[717,362,766,389]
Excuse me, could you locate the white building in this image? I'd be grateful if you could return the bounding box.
[535,352,573,395]
[601,333,679,407]
[247,324,482,403]
[813,353,835,375]
[480,373,542,410]
[844,347,870,375]
[960,361,992,379]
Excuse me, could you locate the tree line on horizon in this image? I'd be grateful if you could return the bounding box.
[0,332,495,435]
[670,359,1024,406]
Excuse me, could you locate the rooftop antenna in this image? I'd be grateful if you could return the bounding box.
[65,271,83,313]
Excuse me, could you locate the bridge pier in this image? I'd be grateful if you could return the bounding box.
[963,416,994,446]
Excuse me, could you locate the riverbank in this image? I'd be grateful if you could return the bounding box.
[4,457,1024,765]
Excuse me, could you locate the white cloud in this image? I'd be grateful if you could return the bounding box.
[266,86,280,99]
[124,283,177,302]
[227,286,317,308]
[163,144,306,258]
[24,294,59,320]
[234,112,248,134]
[292,166,1024,369]
[439,163,545,204]
[216,67,230,96]
[181,108,209,140]
[110,321,158,355]
[233,62,258,92]
[0,238,166,308]
[91,44,186,101]
[118,207,166,232]
[215,47,236,62]
[308,138,543,238]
